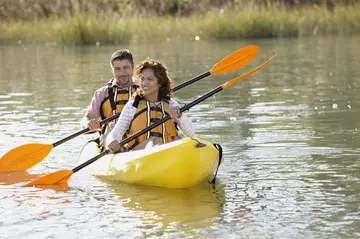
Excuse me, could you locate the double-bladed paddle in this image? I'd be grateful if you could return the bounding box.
[25,53,278,186]
[0,45,259,173]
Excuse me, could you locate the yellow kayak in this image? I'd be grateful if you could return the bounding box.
[78,137,222,188]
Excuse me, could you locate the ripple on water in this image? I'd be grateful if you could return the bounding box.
[8,93,33,97]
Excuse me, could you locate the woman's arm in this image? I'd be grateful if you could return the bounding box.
[106,100,136,147]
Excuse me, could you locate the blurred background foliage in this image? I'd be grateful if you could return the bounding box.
[1,0,359,21]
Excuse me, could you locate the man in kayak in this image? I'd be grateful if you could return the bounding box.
[106,59,195,153]
[80,49,139,147]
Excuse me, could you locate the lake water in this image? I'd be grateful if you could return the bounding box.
[1,36,360,238]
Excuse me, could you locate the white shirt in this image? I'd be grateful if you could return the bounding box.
[106,98,195,147]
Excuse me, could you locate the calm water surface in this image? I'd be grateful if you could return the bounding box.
[0,36,360,238]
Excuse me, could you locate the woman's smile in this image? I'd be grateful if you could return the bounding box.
[140,68,159,101]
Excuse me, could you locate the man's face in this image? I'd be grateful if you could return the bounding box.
[111,59,133,86]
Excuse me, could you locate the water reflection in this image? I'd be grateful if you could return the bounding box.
[103,179,225,235]
[0,171,70,204]
[0,171,42,185]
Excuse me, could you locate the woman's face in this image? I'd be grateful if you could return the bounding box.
[140,68,159,100]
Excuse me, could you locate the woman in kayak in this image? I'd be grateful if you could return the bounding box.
[106,59,195,153]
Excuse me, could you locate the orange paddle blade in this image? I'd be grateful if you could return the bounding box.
[210,45,259,74]
[0,143,54,173]
[25,170,73,186]
[222,53,278,89]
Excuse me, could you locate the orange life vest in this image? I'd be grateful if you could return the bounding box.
[126,97,178,150]
[99,80,138,133]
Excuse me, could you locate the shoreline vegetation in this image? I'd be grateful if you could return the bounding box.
[0,0,359,45]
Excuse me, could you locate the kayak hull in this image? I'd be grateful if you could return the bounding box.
[78,137,221,188]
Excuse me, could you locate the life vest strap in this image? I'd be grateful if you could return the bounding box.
[152,106,162,112]
[115,100,128,105]
[107,82,117,111]
[133,106,164,121]
[150,118,161,123]
[149,132,163,138]
[116,89,130,94]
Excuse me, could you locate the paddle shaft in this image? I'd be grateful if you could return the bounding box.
[52,113,120,147]
[52,71,212,148]
[72,85,223,173]
[172,71,210,92]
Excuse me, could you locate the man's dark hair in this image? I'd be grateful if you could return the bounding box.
[110,49,134,67]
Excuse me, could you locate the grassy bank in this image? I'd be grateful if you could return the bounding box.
[1,3,359,45]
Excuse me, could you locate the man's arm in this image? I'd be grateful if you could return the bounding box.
[80,88,105,130]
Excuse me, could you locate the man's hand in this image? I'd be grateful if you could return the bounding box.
[87,119,101,131]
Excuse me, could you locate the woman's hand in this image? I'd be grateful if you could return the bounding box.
[107,140,123,153]
[169,105,182,120]
[108,121,116,131]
